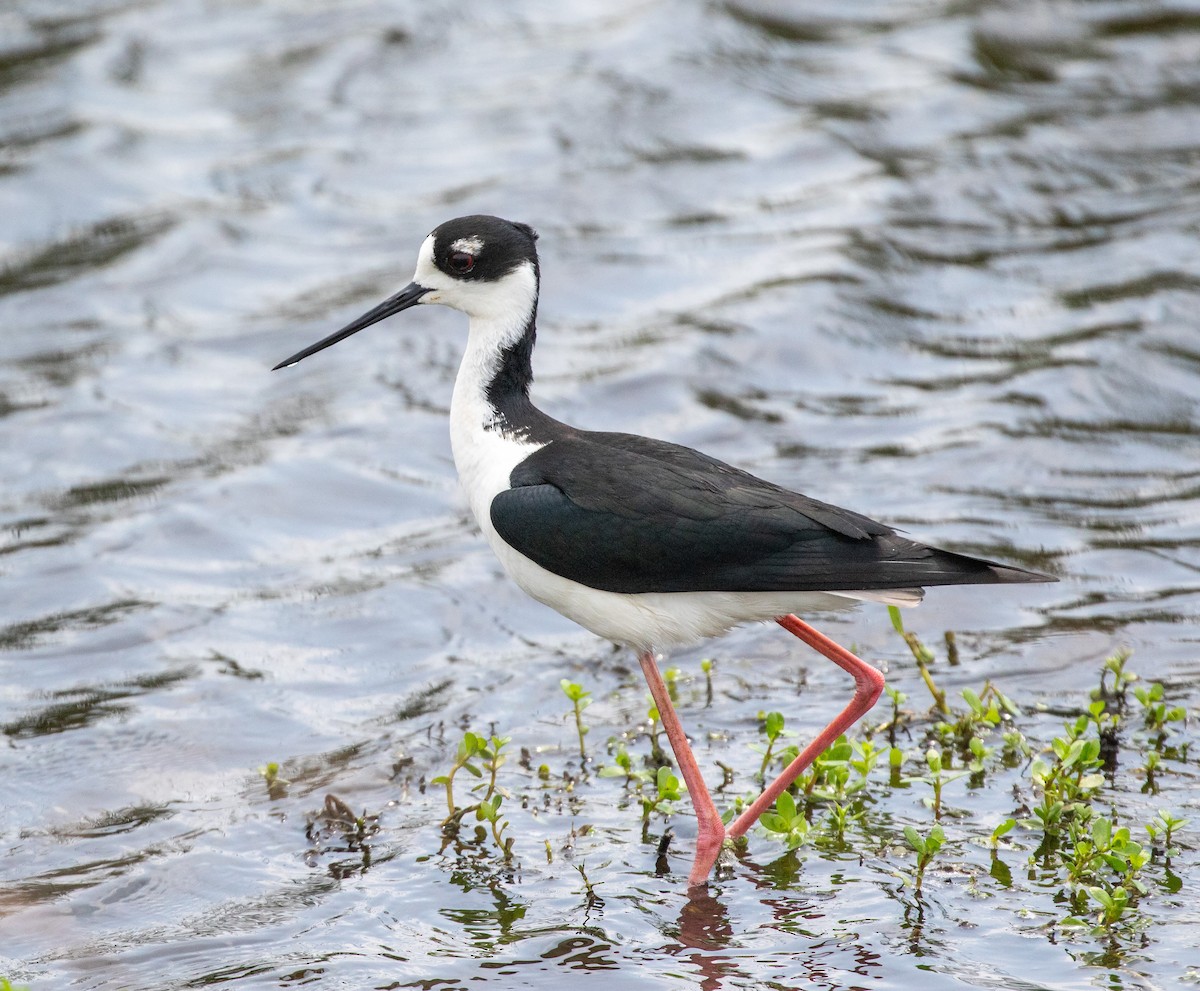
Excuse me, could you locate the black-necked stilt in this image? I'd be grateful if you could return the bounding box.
[274,215,1055,889]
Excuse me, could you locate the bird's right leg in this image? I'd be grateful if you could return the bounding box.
[637,649,725,890]
[727,614,885,840]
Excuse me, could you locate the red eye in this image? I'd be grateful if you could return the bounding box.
[448,251,475,274]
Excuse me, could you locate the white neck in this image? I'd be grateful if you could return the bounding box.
[448,299,542,537]
[450,314,517,440]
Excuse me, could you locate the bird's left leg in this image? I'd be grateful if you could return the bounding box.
[727,614,885,840]
[637,649,725,889]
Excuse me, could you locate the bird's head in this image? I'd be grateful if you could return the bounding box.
[273,214,539,370]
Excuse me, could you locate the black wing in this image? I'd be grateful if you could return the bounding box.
[490,431,1052,594]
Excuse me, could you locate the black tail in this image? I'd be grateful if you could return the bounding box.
[910,544,1057,589]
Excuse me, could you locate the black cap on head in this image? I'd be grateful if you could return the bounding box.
[430,215,539,284]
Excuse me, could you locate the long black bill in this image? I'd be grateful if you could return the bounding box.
[272,282,431,370]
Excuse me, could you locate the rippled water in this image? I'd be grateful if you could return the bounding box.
[2,1,1198,988]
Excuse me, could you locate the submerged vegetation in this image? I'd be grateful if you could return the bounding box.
[299,616,1192,974]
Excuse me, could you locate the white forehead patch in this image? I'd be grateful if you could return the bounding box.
[450,236,484,254]
[412,233,438,284]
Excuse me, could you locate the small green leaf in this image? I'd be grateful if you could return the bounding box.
[776,790,797,821]
[759,813,787,833]
[764,711,785,740]
[903,825,925,855]
[991,818,1016,843]
[1100,853,1128,873]
[996,690,1019,716]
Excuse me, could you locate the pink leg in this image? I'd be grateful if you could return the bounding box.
[639,617,884,888]
[638,649,726,888]
[728,614,885,839]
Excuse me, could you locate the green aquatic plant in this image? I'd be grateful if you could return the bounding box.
[904,823,945,891]
[888,605,948,715]
[1093,648,1135,710]
[1001,726,1031,765]
[663,665,681,700]
[934,683,1018,762]
[752,710,790,783]
[560,679,592,760]
[966,734,992,775]
[600,734,692,834]
[1141,749,1162,794]
[433,730,511,835]
[607,744,630,782]
[432,731,486,826]
[640,765,684,833]
[475,733,511,802]
[645,702,667,767]
[476,793,514,861]
[1133,681,1186,736]
[912,747,965,820]
[989,817,1017,850]
[1058,814,1151,930]
[599,742,647,788]
[883,684,907,746]
[808,735,854,802]
[752,731,877,851]
[849,737,884,786]
[258,760,289,799]
[759,789,810,850]
[1145,809,1188,859]
[700,657,714,706]
[1032,724,1106,808]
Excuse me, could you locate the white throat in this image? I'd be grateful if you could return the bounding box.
[442,259,543,550]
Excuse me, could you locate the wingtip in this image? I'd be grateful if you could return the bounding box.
[989,563,1058,584]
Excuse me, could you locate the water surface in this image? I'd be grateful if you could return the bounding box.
[2,1,1198,988]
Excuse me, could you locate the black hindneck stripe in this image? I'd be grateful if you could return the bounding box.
[485,317,535,406]
[481,314,562,446]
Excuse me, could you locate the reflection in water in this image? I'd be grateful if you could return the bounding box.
[671,891,739,990]
[666,884,889,991]
[538,934,619,972]
[1,663,186,736]
[0,213,176,296]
